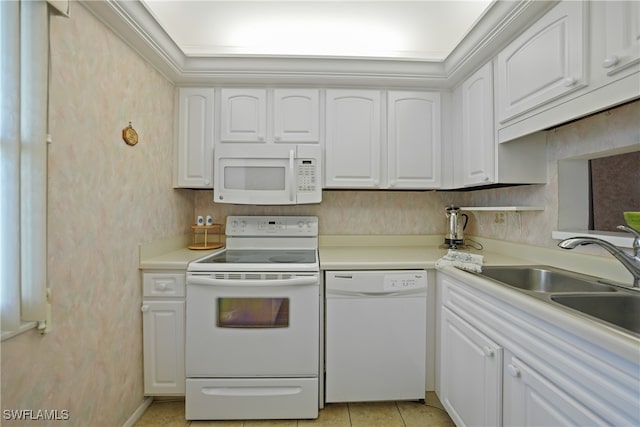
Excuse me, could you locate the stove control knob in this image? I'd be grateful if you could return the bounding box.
[298,220,305,228]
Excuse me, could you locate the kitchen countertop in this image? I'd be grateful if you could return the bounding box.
[319,235,531,270]
[140,234,635,286]
[139,247,222,270]
[139,234,223,270]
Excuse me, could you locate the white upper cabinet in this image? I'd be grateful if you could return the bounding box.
[220,88,320,143]
[387,91,441,188]
[325,89,442,189]
[174,88,214,188]
[590,1,640,82]
[325,90,381,188]
[496,1,586,124]
[220,88,267,142]
[460,63,494,187]
[273,89,320,143]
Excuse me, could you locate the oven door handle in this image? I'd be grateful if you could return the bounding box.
[188,276,318,287]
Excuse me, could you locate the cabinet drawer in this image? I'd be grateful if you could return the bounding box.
[143,273,185,297]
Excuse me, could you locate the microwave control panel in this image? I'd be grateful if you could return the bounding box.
[297,159,318,192]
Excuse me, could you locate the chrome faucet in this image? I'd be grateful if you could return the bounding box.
[558,225,640,288]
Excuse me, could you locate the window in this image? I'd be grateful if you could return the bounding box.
[556,148,640,248]
[1,0,50,340]
[589,151,640,231]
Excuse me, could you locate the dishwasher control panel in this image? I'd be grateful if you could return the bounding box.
[326,270,428,295]
[383,273,427,291]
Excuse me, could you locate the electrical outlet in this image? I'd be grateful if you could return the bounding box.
[494,212,505,224]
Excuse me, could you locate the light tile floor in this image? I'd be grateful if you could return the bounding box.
[133,394,455,427]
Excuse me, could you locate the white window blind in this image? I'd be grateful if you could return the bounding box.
[1,0,50,340]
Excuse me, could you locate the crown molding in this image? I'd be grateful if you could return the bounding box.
[81,0,557,88]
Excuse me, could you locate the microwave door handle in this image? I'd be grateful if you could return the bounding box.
[289,149,295,202]
[188,276,318,287]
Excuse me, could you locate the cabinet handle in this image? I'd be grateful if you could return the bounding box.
[507,364,521,378]
[482,346,495,357]
[275,135,281,141]
[389,180,397,187]
[258,135,265,141]
[602,55,619,68]
[141,305,149,312]
[157,283,167,291]
[563,77,577,87]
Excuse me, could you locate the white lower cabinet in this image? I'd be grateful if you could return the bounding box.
[440,307,502,427]
[437,272,639,427]
[142,272,186,395]
[503,351,606,426]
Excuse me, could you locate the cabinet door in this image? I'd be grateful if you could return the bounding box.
[496,1,586,124]
[503,352,607,426]
[591,1,640,81]
[387,91,441,188]
[325,90,381,188]
[440,307,502,427]
[220,88,267,142]
[461,63,495,186]
[142,300,185,395]
[175,88,214,188]
[273,89,320,143]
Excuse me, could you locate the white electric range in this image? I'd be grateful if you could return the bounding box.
[185,216,320,420]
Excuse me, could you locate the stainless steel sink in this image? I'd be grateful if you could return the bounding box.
[477,266,618,293]
[551,294,640,334]
[471,265,640,336]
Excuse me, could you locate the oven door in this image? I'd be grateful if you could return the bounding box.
[186,273,319,378]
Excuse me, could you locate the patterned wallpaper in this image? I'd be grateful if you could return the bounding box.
[1,4,193,426]
[1,2,637,426]
[195,190,459,236]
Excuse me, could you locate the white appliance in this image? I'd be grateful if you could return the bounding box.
[186,216,320,420]
[325,270,427,403]
[214,144,321,205]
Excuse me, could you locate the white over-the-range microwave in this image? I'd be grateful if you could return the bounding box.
[214,144,322,205]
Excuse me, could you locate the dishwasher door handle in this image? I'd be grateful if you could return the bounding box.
[326,289,426,297]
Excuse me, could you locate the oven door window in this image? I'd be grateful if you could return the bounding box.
[218,297,289,328]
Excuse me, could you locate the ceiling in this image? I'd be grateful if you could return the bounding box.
[140,0,493,61]
[83,0,553,86]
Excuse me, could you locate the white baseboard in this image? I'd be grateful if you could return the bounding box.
[122,397,153,427]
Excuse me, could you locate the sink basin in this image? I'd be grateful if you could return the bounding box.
[477,266,618,293]
[551,294,640,334]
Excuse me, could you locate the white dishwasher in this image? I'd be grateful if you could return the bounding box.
[325,270,427,403]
